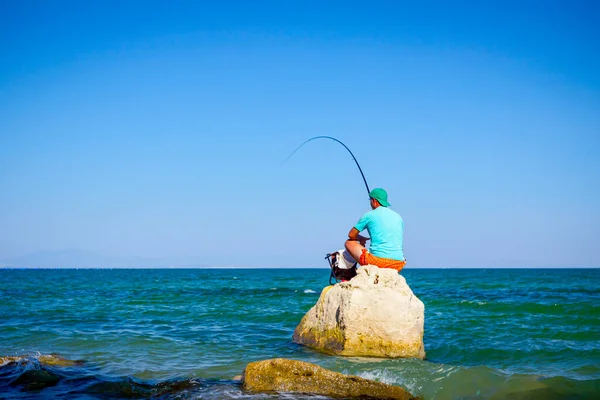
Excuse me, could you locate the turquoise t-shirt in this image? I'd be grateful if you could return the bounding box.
[354,206,405,261]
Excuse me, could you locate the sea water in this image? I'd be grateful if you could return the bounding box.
[0,268,598,399]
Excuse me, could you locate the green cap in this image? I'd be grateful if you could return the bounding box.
[369,188,390,207]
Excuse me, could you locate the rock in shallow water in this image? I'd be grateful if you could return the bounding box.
[242,358,419,399]
[0,354,83,367]
[293,265,425,359]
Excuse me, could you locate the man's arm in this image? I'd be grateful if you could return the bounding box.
[348,227,369,246]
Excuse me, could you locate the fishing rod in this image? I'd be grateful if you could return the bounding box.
[283,136,371,195]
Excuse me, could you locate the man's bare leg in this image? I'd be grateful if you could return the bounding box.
[345,240,364,263]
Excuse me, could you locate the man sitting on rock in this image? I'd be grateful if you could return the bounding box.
[345,188,406,271]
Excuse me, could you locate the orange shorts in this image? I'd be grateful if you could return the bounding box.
[359,249,406,272]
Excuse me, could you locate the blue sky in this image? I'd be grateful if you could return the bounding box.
[1,1,598,268]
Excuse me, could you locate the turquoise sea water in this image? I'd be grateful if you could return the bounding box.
[1,268,599,399]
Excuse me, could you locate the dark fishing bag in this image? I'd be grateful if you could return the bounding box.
[326,249,357,284]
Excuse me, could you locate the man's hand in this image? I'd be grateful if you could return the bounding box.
[348,227,369,247]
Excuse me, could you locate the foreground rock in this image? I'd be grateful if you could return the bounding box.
[293,265,425,359]
[242,358,418,399]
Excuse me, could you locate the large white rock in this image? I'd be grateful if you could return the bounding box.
[293,265,425,359]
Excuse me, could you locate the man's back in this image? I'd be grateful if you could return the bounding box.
[355,206,404,261]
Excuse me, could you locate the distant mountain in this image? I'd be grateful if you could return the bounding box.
[1,249,207,268]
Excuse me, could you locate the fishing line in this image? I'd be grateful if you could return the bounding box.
[283,136,371,195]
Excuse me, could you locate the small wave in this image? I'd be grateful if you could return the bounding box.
[355,368,399,385]
[304,289,316,294]
[460,299,487,305]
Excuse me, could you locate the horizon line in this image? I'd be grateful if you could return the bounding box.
[1,266,598,270]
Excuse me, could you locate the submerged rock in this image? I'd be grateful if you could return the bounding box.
[0,354,83,367]
[242,358,418,399]
[293,265,425,359]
